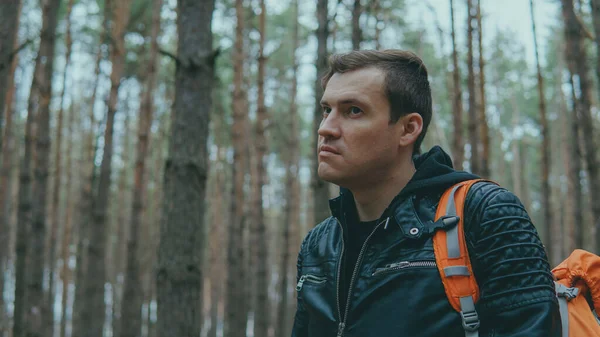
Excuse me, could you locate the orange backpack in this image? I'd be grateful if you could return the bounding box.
[433,179,600,337]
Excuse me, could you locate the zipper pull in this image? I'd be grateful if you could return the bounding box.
[386,261,410,269]
[296,275,306,291]
[337,322,345,337]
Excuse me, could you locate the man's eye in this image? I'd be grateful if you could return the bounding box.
[349,106,363,115]
[322,107,331,115]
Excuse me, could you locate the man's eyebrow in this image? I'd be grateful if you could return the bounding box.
[320,98,364,106]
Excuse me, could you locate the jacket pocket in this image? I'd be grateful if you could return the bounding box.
[296,274,327,292]
[371,260,437,277]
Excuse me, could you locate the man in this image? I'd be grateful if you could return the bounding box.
[291,50,560,337]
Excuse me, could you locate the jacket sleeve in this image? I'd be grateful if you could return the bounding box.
[291,236,309,337]
[464,182,561,337]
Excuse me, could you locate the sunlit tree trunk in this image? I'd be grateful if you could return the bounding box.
[156,0,215,335]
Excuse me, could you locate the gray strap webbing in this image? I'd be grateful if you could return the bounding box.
[446,184,462,258]
[557,295,569,337]
[444,266,470,277]
[459,296,480,337]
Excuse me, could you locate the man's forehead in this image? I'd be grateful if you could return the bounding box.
[322,68,386,103]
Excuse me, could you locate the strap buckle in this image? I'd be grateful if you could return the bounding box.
[460,310,480,332]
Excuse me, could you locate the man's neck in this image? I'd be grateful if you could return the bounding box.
[350,160,416,222]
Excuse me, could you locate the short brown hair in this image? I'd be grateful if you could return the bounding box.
[321,49,432,155]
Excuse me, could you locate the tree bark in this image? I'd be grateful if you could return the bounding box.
[15,1,62,336]
[47,2,74,334]
[561,0,596,249]
[0,2,22,332]
[72,41,103,337]
[450,0,464,171]
[121,0,162,336]
[587,0,600,245]
[466,0,479,175]
[352,0,363,50]
[59,102,76,337]
[155,0,215,336]
[84,0,132,334]
[225,0,250,335]
[277,1,300,335]
[530,0,553,258]
[0,0,21,152]
[476,0,490,178]
[313,0,331,224]
[253,0,270,336]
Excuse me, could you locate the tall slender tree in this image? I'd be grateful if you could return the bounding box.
[12,1,62,337]
[121,0,162,335]
[47,1,75,333]
[561,0,598,249]
[530,0,553,257]
[225,0,250,335]
[253,0,270,336]
[84,0,133,334]
[352,0,363,50]
[313,0,331,224]
[0,0,21,150]
[277,1,300,335]
[450,0,464,170]
[466,0,479,174]
[476,0,490,178]
[156,0,215,335]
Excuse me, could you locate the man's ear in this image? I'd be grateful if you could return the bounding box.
[397,112,423,147]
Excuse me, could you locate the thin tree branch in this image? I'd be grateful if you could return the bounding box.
[0,38,35,71]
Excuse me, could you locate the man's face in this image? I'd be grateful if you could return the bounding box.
[317,67,404,188]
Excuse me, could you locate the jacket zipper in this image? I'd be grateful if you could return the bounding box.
[295,274,327,291]
[371,260,437,276]
[336,217,390,337]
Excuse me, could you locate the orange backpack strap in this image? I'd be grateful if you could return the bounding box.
[433,179,487,337]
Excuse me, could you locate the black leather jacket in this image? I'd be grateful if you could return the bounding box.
[291,147,561,337]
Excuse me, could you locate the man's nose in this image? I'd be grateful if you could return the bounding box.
[318,110,341,139]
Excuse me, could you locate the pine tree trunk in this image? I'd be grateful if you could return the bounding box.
[510,96,523,203]
[313,0,331,224]
[252,1,270,336]
[530,0,553,258]
[225,0,249,335]
[586,0,600,244]
[155,0,215,336]
[59,102,76,337]
[277,2,300,335]
[47,2,74,334]
[466,0,479,174]
[561,0,590,249]
[476,0,490,178]
[0,0,21,150]
[72,42,103,337]
[450,0,464,171]
[121,1,162,336]
[84,0,132,334]
[352,0,362,50]
[0,2,21,332]
[15,1,62,336]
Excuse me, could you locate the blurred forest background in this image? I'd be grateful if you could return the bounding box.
[0,0,599,336]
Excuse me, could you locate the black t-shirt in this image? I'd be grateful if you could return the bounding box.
[340,213,379,315]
